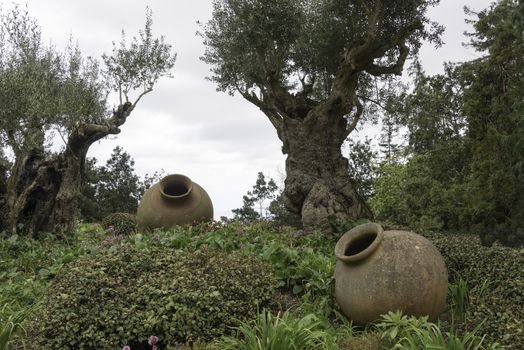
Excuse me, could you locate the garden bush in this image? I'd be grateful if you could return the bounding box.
[30,246,276,349]
[424,232,524,348]
[101,212,137,235]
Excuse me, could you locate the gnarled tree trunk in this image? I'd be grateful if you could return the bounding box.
[6,102,133,238]
[279,105,371,233]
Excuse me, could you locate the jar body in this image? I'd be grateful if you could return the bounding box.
[334,223,448,325]
[136,174,213,230]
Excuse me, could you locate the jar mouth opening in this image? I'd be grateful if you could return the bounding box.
[345,232,377,256]
[335,223,384,263]
[160,174,193,198]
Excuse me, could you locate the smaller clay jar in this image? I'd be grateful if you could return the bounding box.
[334,223,448,325]
[136,174,213,230]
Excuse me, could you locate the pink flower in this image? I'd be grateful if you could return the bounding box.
[122,346,131,350]
[153,234,160,241]
[148,335,159,345]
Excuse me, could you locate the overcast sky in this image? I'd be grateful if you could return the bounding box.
[6,0,492,218]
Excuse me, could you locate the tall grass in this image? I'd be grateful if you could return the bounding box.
[215,309,340,350]
[0,302,35,350]
[377,311,503,350]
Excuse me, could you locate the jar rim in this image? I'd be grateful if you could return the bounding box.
[159,174,193,199]
[335,223,384,263]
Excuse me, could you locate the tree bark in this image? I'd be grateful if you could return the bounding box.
[279,108,372,233]
[6,102,134,238]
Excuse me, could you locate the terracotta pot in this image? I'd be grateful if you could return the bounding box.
[136,174,213,230]
[334,223,448,325]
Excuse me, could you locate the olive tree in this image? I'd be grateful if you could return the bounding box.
[201,0,442,231]
[0,6,176,237]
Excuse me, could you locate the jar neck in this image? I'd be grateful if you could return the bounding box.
[335,223,384,264]
[159,174,193,204]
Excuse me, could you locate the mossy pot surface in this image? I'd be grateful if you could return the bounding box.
[334,223,448,325]
[136,174,213,230]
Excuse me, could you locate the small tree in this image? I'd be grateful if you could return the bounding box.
[79,147,165,222]
[95,146,143,217]
[0,6,176,237]
[232,172,279,222]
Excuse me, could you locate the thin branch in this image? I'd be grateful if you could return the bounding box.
[132,87,152,109]
[356,94,396,114]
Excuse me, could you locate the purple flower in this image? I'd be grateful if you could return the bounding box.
[153,234,160,241]
[148,335,159,345]
[122,346,131,350]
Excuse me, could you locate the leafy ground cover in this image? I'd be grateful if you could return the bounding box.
[0,221,521,349]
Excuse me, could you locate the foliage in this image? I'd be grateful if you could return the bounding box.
[449,277,470,326]
[101,212,137,236]
[0,5,106,152]
[231,172,278,222]
[80,148,164,222]
[369,159,409,226]
[370,61,471,233]
[201,0,442,99]
[371,154,469,232]
[2,220,523,349]
[31,247,276,349]
[327,217,370,236]
[92,146,143,218]
[347,139,376,200]
[230,172,299,227]
[0,302,35,350]
[102,7,176,105]
[460,0,524,245]
[216,309,339,350]
[0,152,8,232]
[425,232,524,348]
[143,222,334,298]
[377,311,502,350]
[370,0,524,247]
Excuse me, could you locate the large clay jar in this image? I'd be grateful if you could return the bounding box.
[334,222,448,325]
[136,174,213,230]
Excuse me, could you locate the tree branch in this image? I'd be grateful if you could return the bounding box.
[239,87,283,133]
[365,43,409,76]
[66,102,134,158]
[346,97,364,137]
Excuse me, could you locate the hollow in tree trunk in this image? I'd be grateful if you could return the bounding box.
[5,103,134,238]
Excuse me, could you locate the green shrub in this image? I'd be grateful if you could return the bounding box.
[425,233,524,348]
[101,212,137,235]
[31,247,276,349]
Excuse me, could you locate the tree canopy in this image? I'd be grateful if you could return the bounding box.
[202,0,442,121]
